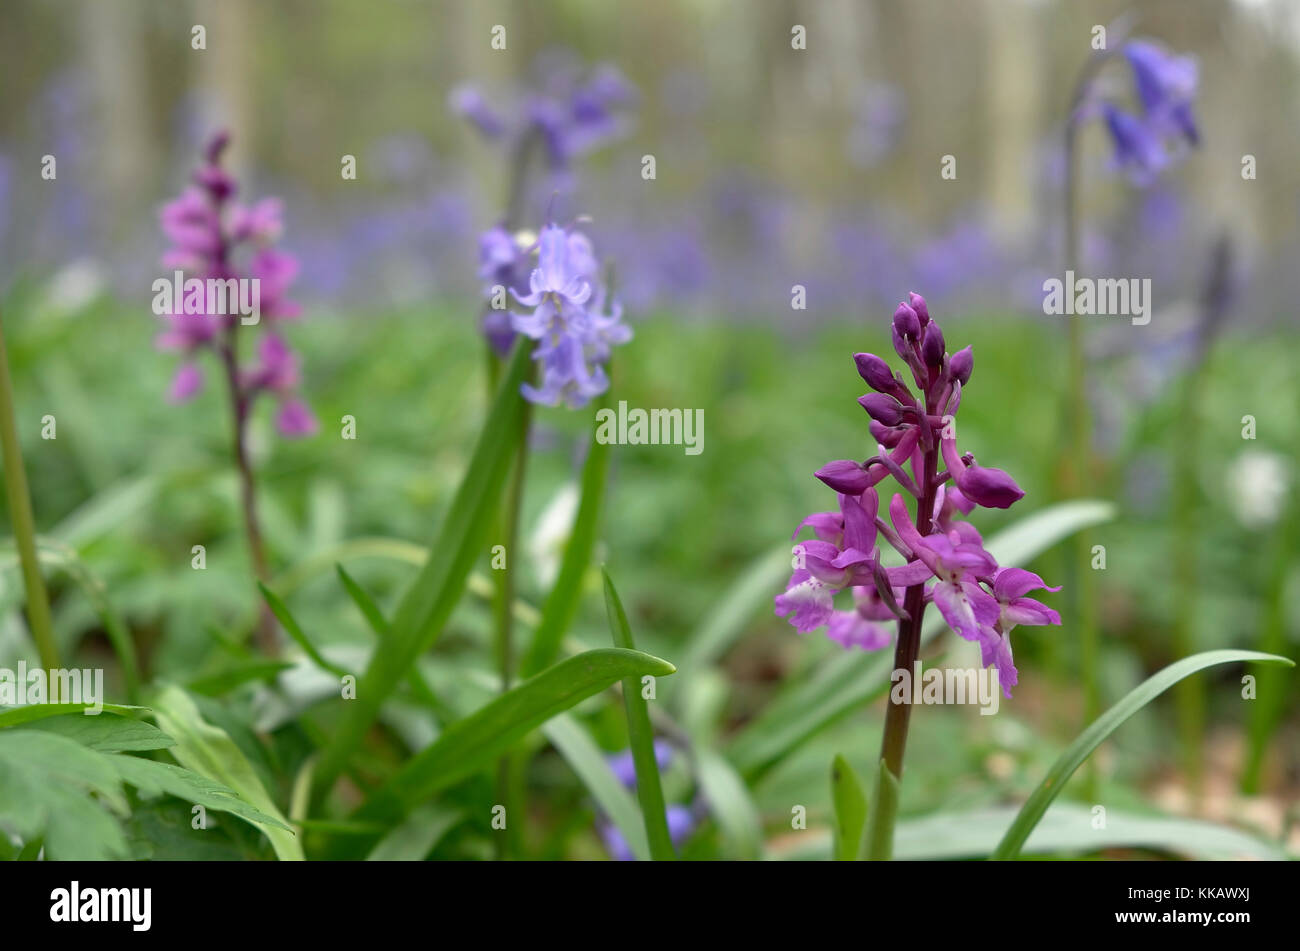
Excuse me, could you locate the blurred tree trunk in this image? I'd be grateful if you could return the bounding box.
[80,0,151,246]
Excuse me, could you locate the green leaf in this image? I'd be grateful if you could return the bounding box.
[0,537,141,699]
[318,340,533,790]
[543,714,650,861]
[521,432,611,675]
[187,660,296,696]
[258,581,352,678]
[830,754,866,861]
[861,757,901,860]
[672,545,791,707]
[336,563,391,637]
[20,713,173,752]
[904,805,1290,861]
[366,804,462,860]
[991,649,1295,860]
[107,755,292,833]
[727,499,1116,777]
[601,569,675,860]
[0,730,129,859]
[148,685,303,860]
[0,702,147,728]
[360,647,676,821]
[695,748,763,860]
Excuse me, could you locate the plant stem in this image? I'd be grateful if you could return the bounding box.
[218,329,276,654]
[864,440,938,860]
[1063,63,1102,802]
[0,308,59,670]
[491,379,534,860]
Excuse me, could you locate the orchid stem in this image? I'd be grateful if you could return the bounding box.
[0,307,59,670]
[220,329,276,655]
[863,442,938,860]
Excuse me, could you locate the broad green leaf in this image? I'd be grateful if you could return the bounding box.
[318,340,533,790]
[20,713,173,752]
[907,805,1290,861]
[830,754,866,861]
[991,649,1294,860]
[543,714,650,861]
[521,432,611,675]
[0,702,147,728]
[0,730,128,859]
[258,581,352,678]
[108,755,293,833]
[360,648,676,821]
[149,685,303,860]
[727,499,1115,777]
[771,804,1290,861]
[602,569,674,860]
[366,804,462,860]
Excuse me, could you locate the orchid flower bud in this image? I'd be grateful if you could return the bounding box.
[948,345,974,386]
[815,459,873,495]
[858,392,905,426]
[956,465,1025,509]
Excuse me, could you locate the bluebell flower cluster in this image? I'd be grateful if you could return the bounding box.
[507,221,631,408]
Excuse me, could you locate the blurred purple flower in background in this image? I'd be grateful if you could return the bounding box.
[1093,38,1199,185]
[450,55,637,173]
[157,131,315,436]
[597,741,703,860]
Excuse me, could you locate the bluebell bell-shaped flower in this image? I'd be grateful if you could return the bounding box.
[510,222,631,408]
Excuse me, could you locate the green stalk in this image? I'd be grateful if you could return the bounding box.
[491,386,534,859]
[0,308,59,669]
[862,436,938,860]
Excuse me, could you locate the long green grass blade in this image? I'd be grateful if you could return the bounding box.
[602,569,675,860]
[359,647,676,822]
[317,341,532,790]
[543,714,651,861]
[258,581,352,678]
[521,432,611,675]
[991,649,1294,860]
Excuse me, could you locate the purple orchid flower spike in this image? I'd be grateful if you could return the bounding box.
[156,131,316,652]
[775,292,1061,703]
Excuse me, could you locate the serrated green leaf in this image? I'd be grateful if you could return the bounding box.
[21,713,173,752]
[107,755,291,833]
[149,685,302,860]
[0,730,128,859]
